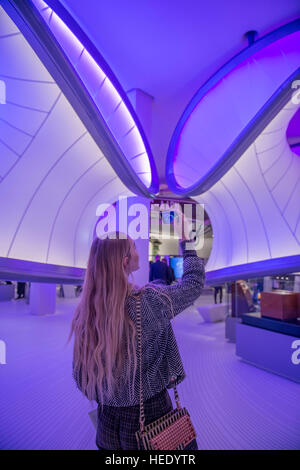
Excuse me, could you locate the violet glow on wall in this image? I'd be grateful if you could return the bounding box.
[0,5,134,268]
[287,108,300,156]
[292,145,300,157]
[31,0,155,191]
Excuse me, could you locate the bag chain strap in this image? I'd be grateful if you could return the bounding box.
[136,292,181,434]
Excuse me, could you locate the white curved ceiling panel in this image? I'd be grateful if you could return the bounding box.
[0,5,134,268]
[195,97,300,274]
[0,75,58,110]
[0,32,51,82]
[166,23,300,194]
[0,100,48,136]
[0,140,18,176]
[0,118,31,154]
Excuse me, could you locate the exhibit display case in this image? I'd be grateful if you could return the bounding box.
[232,276,300,383]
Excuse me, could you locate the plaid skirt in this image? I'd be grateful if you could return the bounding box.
[96,388,198,450]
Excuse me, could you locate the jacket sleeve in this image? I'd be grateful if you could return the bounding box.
[166,266,172,285]
[144,240,205,319]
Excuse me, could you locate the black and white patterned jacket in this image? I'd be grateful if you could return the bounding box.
[94,240,206,407]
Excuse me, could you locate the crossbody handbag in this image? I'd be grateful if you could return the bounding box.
[134,292,197,450]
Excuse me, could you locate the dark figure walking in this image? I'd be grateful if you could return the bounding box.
[214,285,223,304]
[162,258,176,285]
[16,282,26,299]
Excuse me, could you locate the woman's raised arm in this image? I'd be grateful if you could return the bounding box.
[144,240,205,320]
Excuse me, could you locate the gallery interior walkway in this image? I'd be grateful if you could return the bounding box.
[0,295,299,450]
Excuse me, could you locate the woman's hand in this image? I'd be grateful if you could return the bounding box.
[174,207,192,241]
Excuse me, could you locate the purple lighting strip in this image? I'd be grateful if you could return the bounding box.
[31,0,157,193]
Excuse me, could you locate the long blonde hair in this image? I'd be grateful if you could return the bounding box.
[68,232,138,404]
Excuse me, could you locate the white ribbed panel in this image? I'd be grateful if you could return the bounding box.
[0,6,133,267]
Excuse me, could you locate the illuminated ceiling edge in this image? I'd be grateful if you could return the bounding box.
[205,254,300,285]
[0,256,85,284]
[40,0,159,195]
[166,19,300,196]
[4,0,159,197]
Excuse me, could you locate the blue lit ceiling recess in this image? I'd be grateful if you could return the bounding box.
[166,19,300,196]
[5,0,158,197]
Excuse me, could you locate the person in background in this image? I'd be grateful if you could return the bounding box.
[16,282,26,300]
[75,285,83,297]
[162,258,176,285]
[149,254,169,284]
[214,285,223,304]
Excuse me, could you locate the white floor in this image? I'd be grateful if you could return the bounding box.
[0,295,299,450]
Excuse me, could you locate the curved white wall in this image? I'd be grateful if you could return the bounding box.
[0,6,134,268]
[195,96,300,272]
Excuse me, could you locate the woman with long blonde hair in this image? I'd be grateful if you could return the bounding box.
[69,219,205,450]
